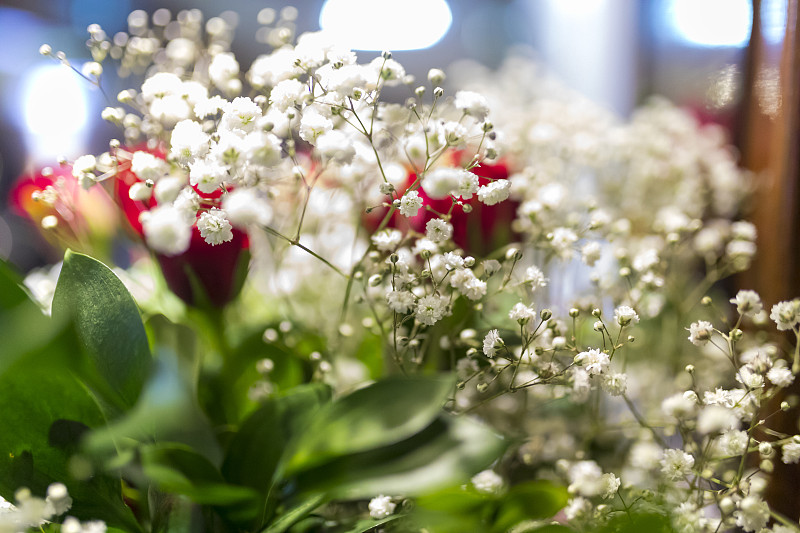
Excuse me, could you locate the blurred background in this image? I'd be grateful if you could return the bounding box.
[0,0,795,289]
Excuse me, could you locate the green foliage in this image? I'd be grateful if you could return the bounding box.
[284,376,454,473]
[592,511,675,533]
[0,258,141,530]
[0,253,509,532]
[52,250,152,411]
[412,481,569,533]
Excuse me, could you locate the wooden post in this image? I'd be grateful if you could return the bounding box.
[740,0,800,520]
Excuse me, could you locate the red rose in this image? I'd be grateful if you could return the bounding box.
[115,149,249,308]
[365,157,518,257]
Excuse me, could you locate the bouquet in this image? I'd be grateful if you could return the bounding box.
[2,7,799,533]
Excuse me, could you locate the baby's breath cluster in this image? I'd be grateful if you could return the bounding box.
[449,55,754,316]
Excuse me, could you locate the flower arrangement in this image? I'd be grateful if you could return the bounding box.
[2,6,799,533]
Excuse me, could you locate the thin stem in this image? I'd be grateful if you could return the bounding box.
[263,226,348,278]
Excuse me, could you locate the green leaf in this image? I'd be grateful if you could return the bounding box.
[285,376,454,474]
[142,444,260,507]
[198,328,308,426]
[491,481,569,533]
[594,512,675,533]
[412,486,493,533]
[340,515,401,533]
[0,329,141,531]
[52,250,151,409]
[411,481,568,533]
[0,260,67,378]
[223,384,331,494]
[261,494,326,533]
[291,415,506,499]
[85,353,220,464]
[0,260,27,309]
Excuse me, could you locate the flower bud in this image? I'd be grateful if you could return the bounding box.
[540,309,552,321]
[569,308,580,318]
[758,442,773,458]
[592,308,602,318]
[428,68,445,85]
[433,86,444,98]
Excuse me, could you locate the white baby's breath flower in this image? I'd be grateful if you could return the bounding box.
[550,227,578,259]
[141,72,182,102]
[730,290,762,316]
[368,495,396,519]
[660,449,694,480]
[130,151,167,182]
[483,329,503,357]
[662,392,697,418]
[315,130,356,163]
[509,302,536,324]
[767,366,794,388]
[208,52,240,91]
[269,78,308,111]
[189,159,226,194]
[371,229,403,252]
[170,120,209,163]
[386,290,415,313]
[477,179,510,205]
[44,483,71,516]
[141,206,192,256]
[614,305,639,327]
[523,266,548,289]
[471,469,503,494]
[687,320,714,346]
[599,473,621,499]
[770,300,800,331]
[718,430,749,456]
[415,294,448,326]
[128,182,152,202]
[298,108,333,144]
[194,95,227,119]
[454,90,490,119]
[399,190,423,217]
[72,154,96,177]
[696,405,739,434]
[575,348,609,375]
[197,208,233,246]
[425,218,453,243]
[601,372,627,396]
[734,496,770,532]
[781,441,800,464]
[373,57,405,84]
[581,241,602,267]
[221,96,262,133]
[222,189,272,227]
[442,252,464,270]
[423,167,461,199]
